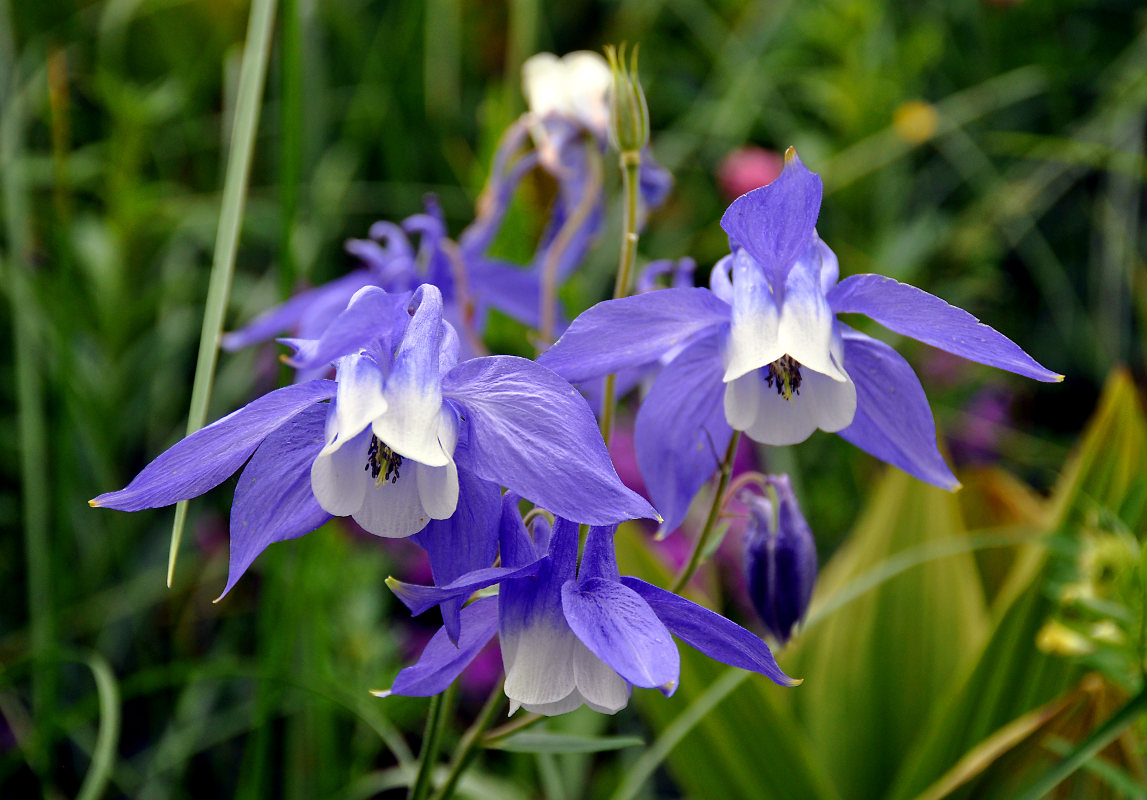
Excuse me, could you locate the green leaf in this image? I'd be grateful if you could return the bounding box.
[891,370,1147,800]
[486,732,644,754]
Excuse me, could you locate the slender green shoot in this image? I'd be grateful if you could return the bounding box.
[167,0,279,587]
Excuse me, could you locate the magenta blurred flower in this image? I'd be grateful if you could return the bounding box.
[718,146,783,200]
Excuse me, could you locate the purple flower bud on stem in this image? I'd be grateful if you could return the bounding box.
[743,475,817,645]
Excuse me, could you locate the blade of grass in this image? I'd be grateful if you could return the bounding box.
[75,651,122,800]
[167,0,279,587]
[1,5,55,778]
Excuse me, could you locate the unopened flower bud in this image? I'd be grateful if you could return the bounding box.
[744,475,817,645]
[604,43,649,156]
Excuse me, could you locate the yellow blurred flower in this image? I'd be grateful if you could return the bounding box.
[893,100,939,144]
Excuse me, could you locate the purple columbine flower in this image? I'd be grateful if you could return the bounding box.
[91,285,656,597]
[743,475,817,645]
[538,149,1062,533]
[380,493,797,716]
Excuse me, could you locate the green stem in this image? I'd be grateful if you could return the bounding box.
[1,28,55,779]
[167,0,278,587]
[1014,684,1147,800]
[483,711,544,744]
[670,432,741,594]
[408,687,453,800]
[600,149,641,445]
[429,682,506,800]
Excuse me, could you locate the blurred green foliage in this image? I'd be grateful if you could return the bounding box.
[1,0,1144,797]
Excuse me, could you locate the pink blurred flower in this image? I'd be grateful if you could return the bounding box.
[717,146,783,200]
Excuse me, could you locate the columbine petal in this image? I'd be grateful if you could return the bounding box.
[353,463,433,538]
[538,289,731,384]
[724,249,783,381]
[310,425,370,516]
[636,334,732,534]
[281,286,408,370]
[332,352,388,442]
[445,356,658,524]
[379,596,499,698]
[837,328,960,490]
[775,250,846,382]
[221,406,331,598]
[500,517,579,709]
[621,577,799,686]
[91,380,336,511]
[827,274,1062,382]
[720,149,823,287]
[572,641,630,714]
[415,459,459,520]
[736,367,857,446]
[371,286,450,466]
[561,577,679,695]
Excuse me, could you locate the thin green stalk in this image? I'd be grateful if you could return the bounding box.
[409,687,453,800]
[1013,684,1147,800]
[671,431,741,593]
[167,0,278,587]
[430,682,506,800]
[600,151,642,446]
[278,0,302,299]
[1,24,54,778]
[483,711,544,744]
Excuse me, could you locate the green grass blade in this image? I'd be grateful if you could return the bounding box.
[167,0,279,587]
[75,651,122,800]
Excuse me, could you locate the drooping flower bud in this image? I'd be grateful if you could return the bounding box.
[743,475,817,645]
[604,43,649,155]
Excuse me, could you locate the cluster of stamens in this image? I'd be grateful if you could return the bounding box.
[366,435,403,485]
[765,355,803,401]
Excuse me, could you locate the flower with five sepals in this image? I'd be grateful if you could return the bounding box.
[91,284,656,597]
[538,148,1062,533]
[380,493,797,716]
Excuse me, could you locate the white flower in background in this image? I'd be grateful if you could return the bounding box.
[521,50,612,137]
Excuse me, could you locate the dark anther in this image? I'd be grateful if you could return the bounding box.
[365,435,403,485]
[765,355,803,401]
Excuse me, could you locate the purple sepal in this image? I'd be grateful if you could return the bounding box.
[827,274,1062,382]
[221,405,331,598]
[382,596,499,698]
[500,516,579,637]
[445,356,658,524]
[621,577,799,687]
[389,559,545,617]
[561,578,680,694]
[635,333,732,535]
[638,156,674,218]
[411,468,502,642]
[221,271,374,352]
[91,380,336,511]
[537,289,730,384]
[467,259,549,330]
[577,526,622,583]
[280,287,410,370]
[838,328,960,490]
[720,151,823,287]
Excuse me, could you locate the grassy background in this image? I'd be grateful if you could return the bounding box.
[1,0,1144,797]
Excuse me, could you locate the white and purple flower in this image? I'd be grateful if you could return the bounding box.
[91,284,656,597]
[538,149,1062,533]
[380,492,797,716]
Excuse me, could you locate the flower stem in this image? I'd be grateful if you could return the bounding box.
[408,685,454,800]
[600,149,642,445]
[429,681,506,800]
[671,431,741,593]
[167,0,278,587]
